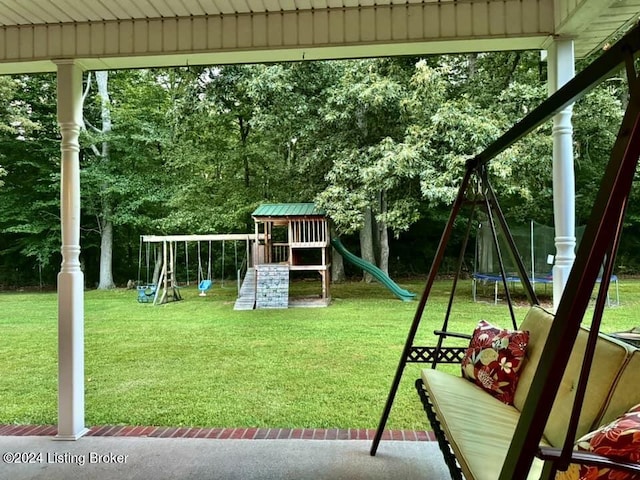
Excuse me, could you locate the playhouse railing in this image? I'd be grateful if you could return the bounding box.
[289,218,329,247]
[271,243,289,263]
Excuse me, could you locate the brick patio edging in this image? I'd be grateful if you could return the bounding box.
[0,425,435,441]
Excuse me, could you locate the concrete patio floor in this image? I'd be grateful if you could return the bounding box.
[0,435,449,480]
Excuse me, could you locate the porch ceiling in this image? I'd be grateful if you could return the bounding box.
[0,0,543,24]
[555,0,640,58]
[0,0,638,73]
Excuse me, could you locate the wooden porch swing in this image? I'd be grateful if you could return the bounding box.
[370,23,640,480]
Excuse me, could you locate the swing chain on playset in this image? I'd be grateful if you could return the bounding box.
[137,234,253,304]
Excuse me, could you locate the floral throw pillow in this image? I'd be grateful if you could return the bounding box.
[461,320,529,405]
[556,404,640,480]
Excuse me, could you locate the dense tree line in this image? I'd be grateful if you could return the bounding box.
[0,51,632,288]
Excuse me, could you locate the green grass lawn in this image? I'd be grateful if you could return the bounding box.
[0,277,637,430]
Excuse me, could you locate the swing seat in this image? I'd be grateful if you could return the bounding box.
[198,279,213,295]
[417,305,640,480]
[136,284,156,303]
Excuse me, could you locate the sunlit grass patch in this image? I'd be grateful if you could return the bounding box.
[1,277,637,429]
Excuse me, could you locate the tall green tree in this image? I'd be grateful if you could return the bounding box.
[315,60,410,279]
[160,63,336,235]
[81,69,175,286]
[82,71,117,289]
[0,74,61,286]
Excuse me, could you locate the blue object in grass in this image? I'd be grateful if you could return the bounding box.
[198,279,213,296]
[137,284,157,303]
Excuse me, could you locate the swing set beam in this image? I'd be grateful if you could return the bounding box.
[138,234,258,301]
[142,234,260,243]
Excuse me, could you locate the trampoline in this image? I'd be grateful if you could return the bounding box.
[472,272,618,306]
[473,221,619,305]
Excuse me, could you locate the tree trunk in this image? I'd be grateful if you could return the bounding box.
[360,207,376,283]
[330,225,345,283]
[97,218,115,289]
[152,245,162,285]
[502,52,522,91]
[378,192,390,275]
[96,71,116,290]
[239,116,251,188]
[467,53,478,78]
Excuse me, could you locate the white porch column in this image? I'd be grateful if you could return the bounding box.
[548,39,576,311]
[55,60,88,440]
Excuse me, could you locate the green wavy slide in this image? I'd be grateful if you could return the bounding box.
[330,238,416,302]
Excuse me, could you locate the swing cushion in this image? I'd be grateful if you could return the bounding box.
[461,320,530,405]
[556,404,640,480]
[419,306,639,480]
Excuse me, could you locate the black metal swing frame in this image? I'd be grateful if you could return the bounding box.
[370,22,640,480]
[405,165,538,369]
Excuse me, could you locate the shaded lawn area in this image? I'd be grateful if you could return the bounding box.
[0,278,637,430]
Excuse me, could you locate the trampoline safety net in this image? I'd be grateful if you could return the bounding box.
[474,220,586,285]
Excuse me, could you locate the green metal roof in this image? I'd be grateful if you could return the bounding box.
[252,203,325,217]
